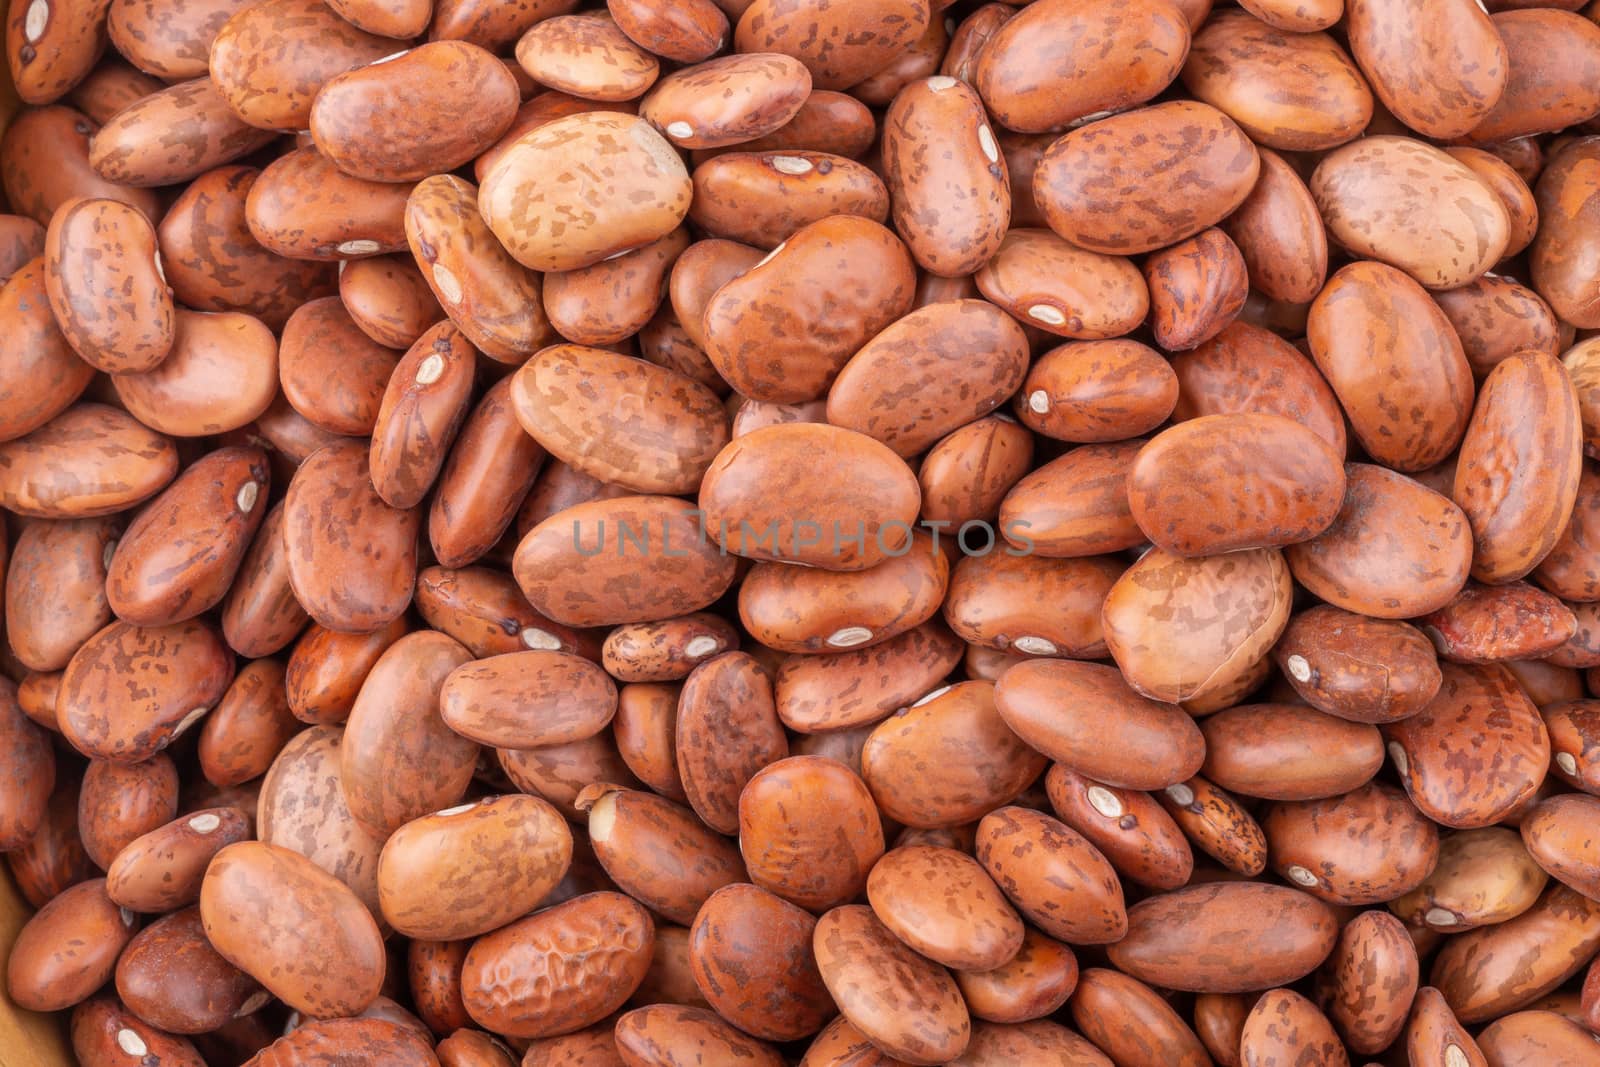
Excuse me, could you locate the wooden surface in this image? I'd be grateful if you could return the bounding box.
[0,869,73,1067]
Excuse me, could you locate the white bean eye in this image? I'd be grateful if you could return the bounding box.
[826,626,873,648]
[1387,741,1409,776]
[237,991,271,1016]
[665,121,694,140]
[522,628,561,650]
[173,706,209,737]
[1285,865,1318,887]
[188,813,222,833]
[771,155,813,175]
[236,481,260,514]
[116,1029,148,1057]
[1086,786,1122,819]
[1028,305,1066,326]
[1556,751,1579,776]
[336,239,381,256]
[24,0,48,43]
[588,791,617,842]
[926,75,959,92]
[977,125,999,164]
[431,264,463,304]
[1285,654,1311,682]
[683,636,721,659]
[1164,783,1195,807]
[1012,636,1058,656]
[415,353,445,385]
[912,685,952,708]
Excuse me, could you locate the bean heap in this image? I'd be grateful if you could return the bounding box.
[4,0,1600,1063]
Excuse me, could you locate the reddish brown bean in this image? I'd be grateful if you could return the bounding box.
[577,784,742,928]
[1107,882,1339,993]
[996,660,1204,790]
[975,228,1148,340]
[1430,884,1600,1023]
[864,681,1048,829]
[340,631,477,836]
[732,0,930,91]
[515,495,738,627]
[246,147,414,262]
[311,42,519,182]
[1421,581,1578,663]
[677,652,787,833]
[974,0,1190,133]
[159,165,337,328]
[976,806,1126,946]
[1383,663,1551,828]
[461,892,655,1039]
[1453,351,1583,583]
[114,906,262,1034]
[208,0,395,130]
[6,879,139,1012]
[199,841,385,1018]
[72,997,207,1066]
[0,404,179,519]
[1128,413,1345,556]
[700,215,916,403]
[60,620,233,764]
[1143,227,1250,351]
[1312,137,1510,289]
[89,77,277,187]
[377,794,573,940]
[77,756,179,872]
[278,297,399,436]
[688,883,833,1042]
[1201,703,1384,801]
[1,105,163,227]
[1316,909,1420,1056]
[1274,606,1442,722]
[867,845,1023,972]
[283,439,419,634]
[479,112,691,272]
[1034,101,1260,255]
[1263,783,1440,904]
[106,808,252,914]
[827,300,1027,457]
[813,904,970,1065]
[1014,340,1177,443]
[1287,463,1473,619]
[1070,968,1212,1067]
[739,755,884,913]
[1102,547,1293,705]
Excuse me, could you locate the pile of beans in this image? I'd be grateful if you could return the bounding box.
[7,0,1600,1063]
